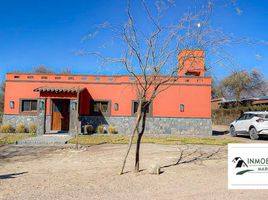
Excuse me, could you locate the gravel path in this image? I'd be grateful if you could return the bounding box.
[0,143,268,200]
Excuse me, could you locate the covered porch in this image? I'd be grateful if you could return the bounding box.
[33,86,86,136]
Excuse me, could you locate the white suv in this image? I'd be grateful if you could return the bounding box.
[230,111,268,140]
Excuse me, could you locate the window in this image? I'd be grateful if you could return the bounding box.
[238,114,247,120]
[55,77,61,80]
[9,101,15,109]
[92,101,110,116]
[114,103,119,111]
[41,76,47,79]
[180,104,184,112]
[21,100,37,112]
[132,101,150,115]
[27,76,34,79]
[14,76,20,78]
[245,114,256,120]
[68,77,74,80]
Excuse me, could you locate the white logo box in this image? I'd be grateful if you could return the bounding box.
[228,143,268,189]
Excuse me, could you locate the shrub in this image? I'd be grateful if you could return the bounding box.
[15,124,27,133]
[96,125,105,134]
[84,125,94,134]
[29,124,37,134]
[0,124,14,133]
[108,126,118,134]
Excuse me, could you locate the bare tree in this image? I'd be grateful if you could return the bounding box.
[211,77,223,99]
[33,65,54,74]
[81,0,249,174]
[115,0,232,174]
[60,68,73,75]
[219,69,267,101]
[0,81,4,113]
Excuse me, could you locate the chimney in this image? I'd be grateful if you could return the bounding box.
[178,49,205,77]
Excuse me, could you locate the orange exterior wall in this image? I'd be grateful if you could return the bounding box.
[178,49,205,76]
[4,73,211,118]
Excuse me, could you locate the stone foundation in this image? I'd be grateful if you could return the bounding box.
[3,114,212,136]
[2,114,38,127]
[45,115,52,132]
[80,116,212,136]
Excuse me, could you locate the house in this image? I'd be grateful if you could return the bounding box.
[211,98,225,110]
[2,49,212,136]
[252,96,268,106]
[212,96,268,109]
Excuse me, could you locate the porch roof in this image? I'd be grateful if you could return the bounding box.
[33,86,85,93]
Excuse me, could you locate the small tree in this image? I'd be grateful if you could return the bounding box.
[82,0,252,174]
[115,0,231,174]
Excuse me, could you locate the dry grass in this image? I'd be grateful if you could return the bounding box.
[0,133,35,144]
[69,135,241,146]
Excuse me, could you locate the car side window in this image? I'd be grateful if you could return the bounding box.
[265,114,268,119]
[246,114,254,120]
[238,114,246,120]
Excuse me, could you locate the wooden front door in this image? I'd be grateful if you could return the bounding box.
[52,99,70,131]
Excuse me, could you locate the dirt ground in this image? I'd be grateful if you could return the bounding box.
[1,140,268,200]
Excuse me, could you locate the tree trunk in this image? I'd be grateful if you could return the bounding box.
[135,109,147,173]
[135,133,142,172]
[75,93,80,150]
[119,102,143,175]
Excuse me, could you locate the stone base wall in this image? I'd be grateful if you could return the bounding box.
[80,116,212,136]
[2,114,38,127]
[3,114,212,136]
[45,115,52,132]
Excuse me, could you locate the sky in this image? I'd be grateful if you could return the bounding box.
[0,0,268,83]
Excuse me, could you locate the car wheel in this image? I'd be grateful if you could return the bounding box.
[230,126,237,137]
[249,127,259,140]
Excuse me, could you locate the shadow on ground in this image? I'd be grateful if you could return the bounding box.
[236,134,268,141]
[0,172,28,180]
[0,145,62,163]
[212,130,229,136]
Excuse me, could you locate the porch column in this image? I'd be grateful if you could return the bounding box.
[69,99,78,136]
[37,98,46,135]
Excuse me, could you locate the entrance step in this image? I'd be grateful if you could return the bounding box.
[16,135,72,146]
[45,131,69,134]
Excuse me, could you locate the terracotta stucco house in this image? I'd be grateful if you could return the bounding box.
[2,49,212,136]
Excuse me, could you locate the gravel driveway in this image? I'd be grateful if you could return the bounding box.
[1,143,268,200]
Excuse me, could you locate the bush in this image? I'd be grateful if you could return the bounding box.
[0,124,14,133]
[108,126,118,134]
[212,105,268,125]
[15,124,27,133]
[84,125,94,134]
[29,124,37,134]
[96,125,105,134]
